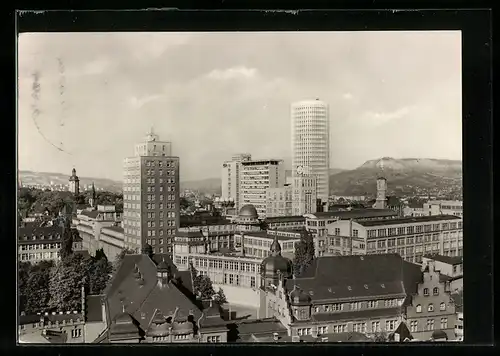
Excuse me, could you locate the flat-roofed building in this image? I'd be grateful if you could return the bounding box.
[404,200,463,218]
[266,185,293,217]
[304,209,399,257]
[325,215,463,264]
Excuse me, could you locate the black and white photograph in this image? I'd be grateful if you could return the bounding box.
[17,29,464,344]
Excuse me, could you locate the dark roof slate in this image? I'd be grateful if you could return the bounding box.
[86,295,104,322]
[286,254,423,303]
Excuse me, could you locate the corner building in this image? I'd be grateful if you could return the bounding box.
[123,129,180,253]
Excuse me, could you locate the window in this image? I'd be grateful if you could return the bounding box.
[353,322,366,333]
[332,324,347,333]
[433,287,439,296]
[207,335,221,343]
[416,304,422,313]
[426,319,435,331]
[410,320,418,332]
[318,326,328,334]
[423,288,429,296]
[440,302,446,311]
[334,228,340,236]
[371,321,381,332]
[440,318,448,329]
[71,329,82,338]
[367,300,378,308]
[385,320,397,331]
[428,304,434,312]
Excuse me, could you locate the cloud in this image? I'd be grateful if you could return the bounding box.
[342,92,353,100]
[207,66,258,80]
[129,94,163,110]
[363,106,412,126]
[65,58,111,77]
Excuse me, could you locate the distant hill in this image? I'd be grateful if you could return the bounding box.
[329,157,462,196]
[19,170,122,193]
[181,178,222,194]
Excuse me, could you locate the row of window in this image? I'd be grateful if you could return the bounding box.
[19,252,58,261]
[310,299,400,313]
[415,302,447,313]
[145,160,175,168]
[193,258,259,273]
[366,222,462,238]
[410,318,448,332]
[145,202,177,210]
[146,229,176,237]
[19,243,61,251]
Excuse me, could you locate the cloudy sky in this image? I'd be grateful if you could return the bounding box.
[18,31,462,181]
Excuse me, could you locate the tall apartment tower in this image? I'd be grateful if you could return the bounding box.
[122,128,180,254]
[240,159,285,219]
[291,99,330,203]
[221,153,252,211]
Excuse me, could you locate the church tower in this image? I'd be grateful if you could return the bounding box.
[69,168,80,195]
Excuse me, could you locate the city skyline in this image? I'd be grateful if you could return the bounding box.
[18,31,462,181]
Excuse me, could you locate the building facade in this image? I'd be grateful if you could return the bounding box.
[291,99,330,203]
[404,200,463,218]
[18,226,83,263]
[240,159,285,219]
[266,185,293,217]
[122,129,180,253]
[221,153,252,211]
[304,209,399,257]
[292,174,317,216]
[324,215,463,264]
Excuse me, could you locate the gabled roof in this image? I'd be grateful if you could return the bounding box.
[104,253,199,334]
[236,318,287,338]
[285,254,423,303]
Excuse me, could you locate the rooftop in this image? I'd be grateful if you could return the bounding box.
[310,209,398,219]
[423,254,463,265]
[286,254,423,303]
[358,214,461,227]
[86,295,104,322]
[242,230,301,241]
[265,216,306,223]
[102,225,124,234]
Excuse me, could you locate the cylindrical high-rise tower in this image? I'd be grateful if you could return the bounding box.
[291,98,330,203]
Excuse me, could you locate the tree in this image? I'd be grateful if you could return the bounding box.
[213,287,227,305]
[180,197,192,211]
[24,269,52,314]
[48,253,89,312]
[373,331,390,342]
[18,261,32,312]
[88,257,112,295]
[59,218,74,260]
[189,263,216,300]
[293,228,315,277]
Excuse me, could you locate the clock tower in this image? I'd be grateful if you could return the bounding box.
[373,177,387,209]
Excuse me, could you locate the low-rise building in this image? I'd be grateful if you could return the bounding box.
[265,215,306,230]
[422,255,463,293]
[324,215,463,264]
[404,200,463,218]
[94,247,228,343]
[304,209,399,257]
[18,226,83,263]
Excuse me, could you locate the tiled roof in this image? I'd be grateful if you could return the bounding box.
[285,254,423,303]
[423,254,463,265]
[279,332,373,343]
[359,214,461,227]
[311,209,398,219]
[105,254,200,334]
[265,216,306,223]
[19,312,84,325]
[18,226,63,239]
[86,295,104,322]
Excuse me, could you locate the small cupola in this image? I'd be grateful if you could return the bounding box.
[157,257,170,287]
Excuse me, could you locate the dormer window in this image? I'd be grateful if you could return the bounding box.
[423,288,429,296]
[433,287,439,296]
